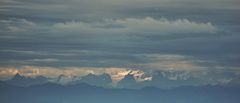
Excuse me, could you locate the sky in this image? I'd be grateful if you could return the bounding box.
[0,0,240,86]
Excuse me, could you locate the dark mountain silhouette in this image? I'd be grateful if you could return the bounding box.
[56,74,65,83]
[55,74,75,84]
[117,73,138,88]
[5,73,49,87]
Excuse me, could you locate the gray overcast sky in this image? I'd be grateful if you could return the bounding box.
[0,0,240,86]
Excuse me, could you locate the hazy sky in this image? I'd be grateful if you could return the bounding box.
[0,0,240,85]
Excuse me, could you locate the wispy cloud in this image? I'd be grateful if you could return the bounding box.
[0,17,217,40]
[53,17,217,35]
[138,54,206,71]
[0,18,36,33]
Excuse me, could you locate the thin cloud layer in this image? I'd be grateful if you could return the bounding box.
[6,17,217,33]
[138,54,206,71]
[0,17,217,37]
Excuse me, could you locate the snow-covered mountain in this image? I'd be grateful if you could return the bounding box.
[3,70,239,89]
[72,73,112,87]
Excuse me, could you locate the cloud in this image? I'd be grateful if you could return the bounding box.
[137,54,207,71]
[0,67,18,80]
[0,17,217,41]
[29,58,59,62]
[0,17,218,44]
[2,17,217,34]
[0,50,47,55]
[0,18,238,71]
[53,17,217,35]
[0,18,36,33]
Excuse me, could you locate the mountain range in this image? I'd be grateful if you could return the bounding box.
[2,71,240,89]
[1,73,240,103]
